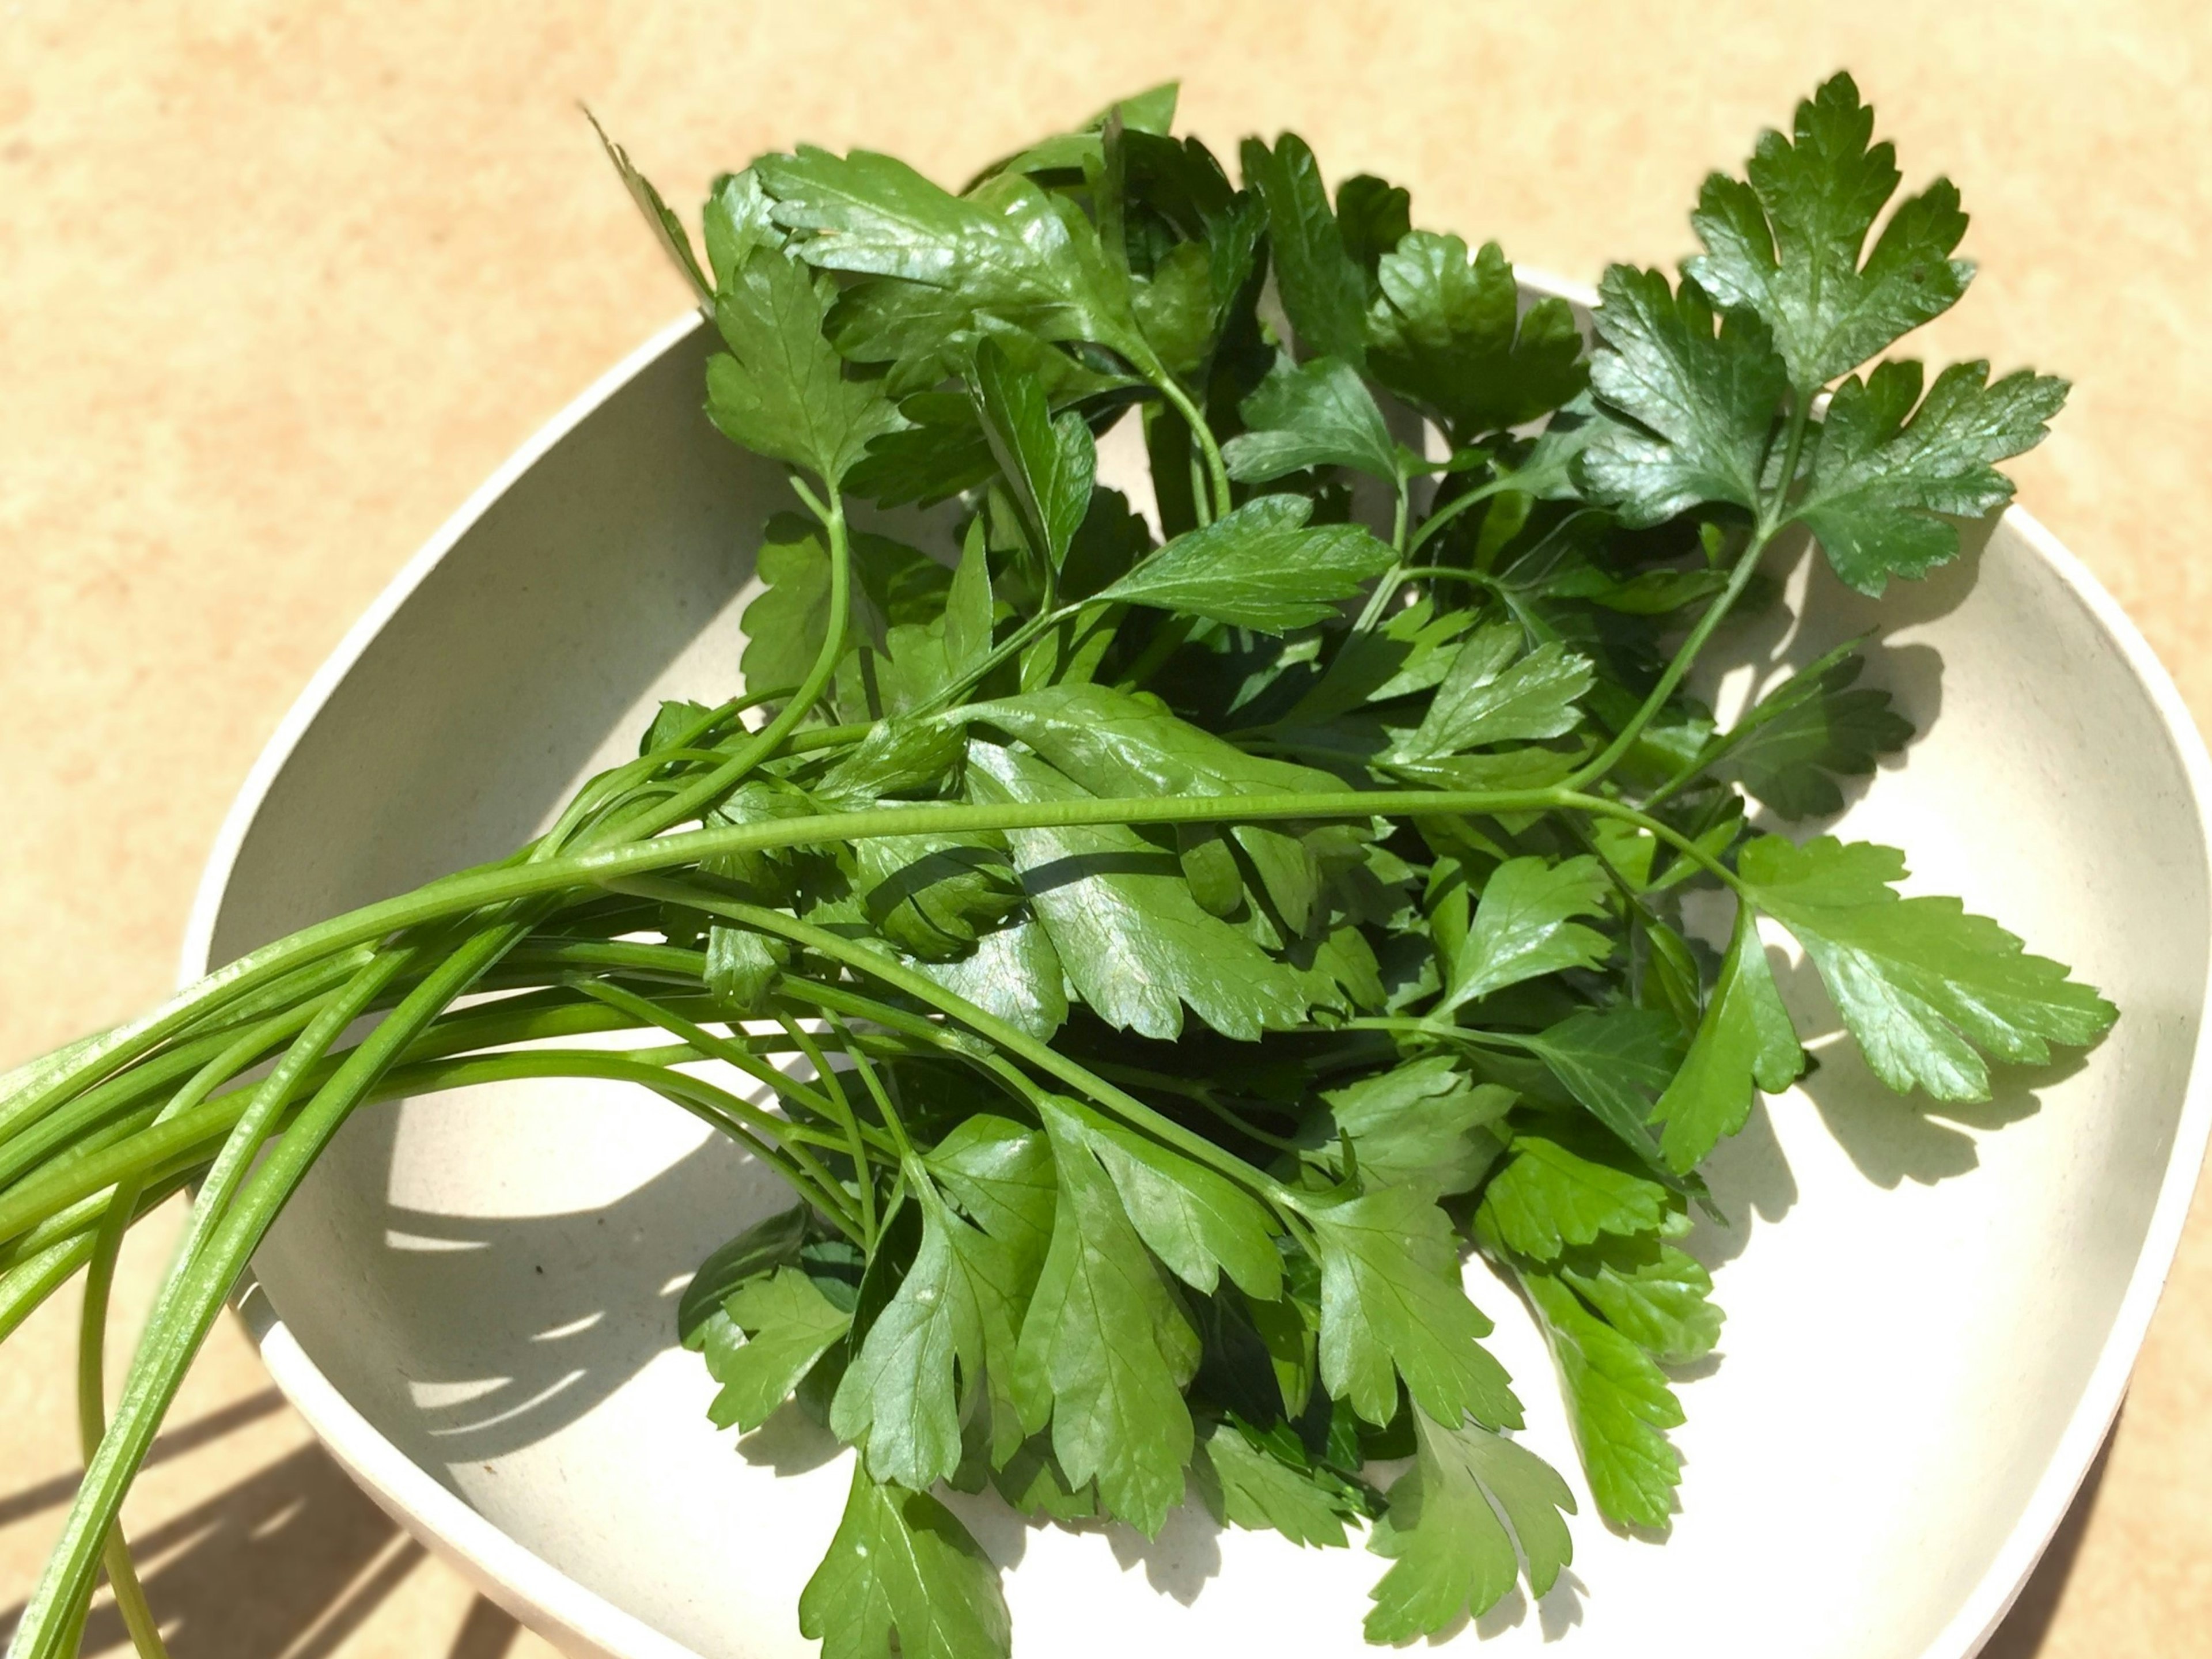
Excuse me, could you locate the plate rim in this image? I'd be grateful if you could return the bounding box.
[184,296,2212,1659]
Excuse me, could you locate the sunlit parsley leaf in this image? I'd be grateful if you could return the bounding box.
[1291,1184,1521,1430]
[798,1464,1011,1659]
[1094,495,1395,634]
[832,1187,1022,1490]
[1522,1267,1685,1528]
[1790,358,2069,594]
[967,742,1318,1041]
[1478,1128,1673,1262]
[1738,835,2116,1100]
[1552,1233,1722,1365]
[1013,1101,1200,1533]
[700,1266,853,1433]
[1192,1416,1368,1548]
[1650,904,1803,1172]
[1363,1408,1575,1643]
[587,113,713,305]
[1304,1056,1513,1194]
[705,232,904,487]
[1578,264,1788,526]
[1687,71,1974,393]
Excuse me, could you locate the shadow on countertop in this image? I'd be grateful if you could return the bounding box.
[0,1385,2118,1657]
[0,1388,524,1658]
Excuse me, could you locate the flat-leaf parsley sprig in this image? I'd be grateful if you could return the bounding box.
[1,73,2110,1659]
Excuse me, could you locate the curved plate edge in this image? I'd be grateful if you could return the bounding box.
[183,300,2212,1659]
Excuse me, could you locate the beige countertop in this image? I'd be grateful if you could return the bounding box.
[3,3,2209,1654]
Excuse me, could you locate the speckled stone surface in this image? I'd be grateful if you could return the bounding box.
[2,4,2207,1654]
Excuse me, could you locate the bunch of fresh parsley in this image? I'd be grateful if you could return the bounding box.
[0,73,2113,1659]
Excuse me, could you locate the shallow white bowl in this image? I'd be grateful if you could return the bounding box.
[185,294,2212,1659]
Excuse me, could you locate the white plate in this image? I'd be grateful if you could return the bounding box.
[185,294,2212,1659]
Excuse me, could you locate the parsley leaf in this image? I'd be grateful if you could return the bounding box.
[1367,232,1588,440]
[1292,1184,1521,1430]
[1192,1417,1362,1548]
[1523,1267,1685,1527]
[1687,70,1973,394]
[1478,1130,1673,1261]
[1702,641,1914,816]
[1738,835,2116,1100]
[1790,358,2069,594]
[967,742,1317,1040]
[705,230,904,487]
[1094,495,1395,633]
[1578,264,1789,526]
[1364,1409,1575,1643]
[1306,1056,1513,1194]
[1389,622,1595,762]
[798,1465,1011,1659]
[1240,133,1370,367]
[832,1188,1022,1489]
[1651,904,1803,1171]
[758,148,1156,373]
[1442,855,1614,1013]
[967,338,1096,579]
[1013,1101,1200,1533]
[700,1267,853,1433]
[1220,355,1399,484]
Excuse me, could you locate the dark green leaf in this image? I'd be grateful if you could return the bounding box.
[967,338,1097,577]
[967,743,1317,1040]
[706,236,904,486]
[832,1188,1021,1488]
[1240,133,1371,366]
[1334,174,1412,285]
[1013,1101,1200,1533]
[1221,355,1399,483]
[1367,233,1588,438]
[587,113,712,305]
[759,149,1154,370]
[955,681,1349,933]
[1521,1006,1686,1166]
[1442,855,1613,1013]
[1687,71,1974,392]
[1791,358,2067,594]
[1703,641,1913,815]
[705,923,787,1014]
[1192,1418,1358,1548]
[911,916,1069,1042]
[1392,623,1594,761]
[926,1115,1056,1283]
[1578,264,1788,526]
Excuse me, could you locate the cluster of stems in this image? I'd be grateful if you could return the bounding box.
[0,384,1808,1658]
